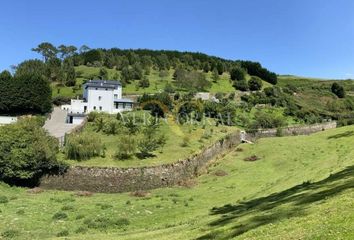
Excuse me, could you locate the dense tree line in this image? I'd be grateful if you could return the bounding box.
[29,42,278,85]
[0,70,52,114]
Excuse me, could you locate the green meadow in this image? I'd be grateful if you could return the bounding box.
[1,125,353,239]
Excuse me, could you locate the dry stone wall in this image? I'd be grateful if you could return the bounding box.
[40,131,241,193]
[40,121,337,193]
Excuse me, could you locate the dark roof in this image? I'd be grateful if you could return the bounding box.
[114,98,134,103]
[84,80,121,89]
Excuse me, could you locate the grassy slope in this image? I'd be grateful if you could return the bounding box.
[278,75,354,117]
[52,66,273,98]
[0,125,353,239]
[60,116,238,168]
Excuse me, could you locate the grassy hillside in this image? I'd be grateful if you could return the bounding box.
[52,65,272,98]
[61,114,238,168]
[0,125,353,239]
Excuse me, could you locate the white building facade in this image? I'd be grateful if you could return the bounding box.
[62,80,134,124]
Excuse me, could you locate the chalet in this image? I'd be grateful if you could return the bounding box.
[62,80,134,124]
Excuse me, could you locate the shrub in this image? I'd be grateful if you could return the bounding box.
[1,230,20,239]
[230,66,246,81]
[52,96,71,106]
[65,132,104,161]
[248,76,263,91]
[0,118,63,185]
[115,135,137,160]
[102,118,120,135]
[52,212,68,220]
[87,111,99,122]
[84,217,130,230]
[214,170,228,176]
[244,155,261,161]
[331,82,345,98]
[233,80,249,91]
[56,230,69,237]
[75,226,88,234]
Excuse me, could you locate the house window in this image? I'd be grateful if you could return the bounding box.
[105,88,108,91]
[99,106,102,111]
[114,94,118,99]
[98,96,102,101]
[95,88,98,90]
[114,102,119,109]
[93,106,96,110]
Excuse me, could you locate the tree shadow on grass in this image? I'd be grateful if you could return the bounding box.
[327,131,354,139]
[197,165,354,240]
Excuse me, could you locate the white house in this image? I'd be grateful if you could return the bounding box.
[62,80,134,124]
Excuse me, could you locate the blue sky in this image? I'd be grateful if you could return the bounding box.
[1,0,354,79]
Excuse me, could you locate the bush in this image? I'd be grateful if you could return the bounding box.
[1,230,20,239]
[115,135,137,160]
[233,80,249,91]
[56,230,69,237]
[84,217,130,230]
[248,76,263,91]
[65,132,104,161]
[52,96,71,106]
[52,212,68,220]
[331,82,345,98]
[102,118,120,135]
[0,118,63,185]
[230,66,246,81]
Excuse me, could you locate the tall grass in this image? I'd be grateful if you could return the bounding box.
[65,132,104,161]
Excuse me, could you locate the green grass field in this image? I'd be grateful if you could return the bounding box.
[1,125,353,239]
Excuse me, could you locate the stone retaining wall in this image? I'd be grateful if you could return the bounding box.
[245,121,337,142]
[40,121,337,193]
[40,131,241,193]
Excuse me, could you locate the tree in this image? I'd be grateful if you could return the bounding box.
[0,118,62,185]
[248,76,263,91]
[233,80,249,91]
[137,121,166,158]
[211,68,219,82]
[99,67,109,79]
[15,59,47,79]
[216,62,224,75]
[331,82,345,98]
[240,61,277,85]
[139,75,150,88]
[63,59,76,86]
[32,42,58,62]
[0,70,12,111]
[230,66,246,81]
[79,44,90,53]
[46,57,64,83]
[58,45,77,59]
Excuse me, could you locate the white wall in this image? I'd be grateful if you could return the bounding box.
[0,116,18,125]
[87,87,114,113]
[72,116,85,125]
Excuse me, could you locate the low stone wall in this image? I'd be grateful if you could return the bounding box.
[40,131,241,193]
[245,121,337,142]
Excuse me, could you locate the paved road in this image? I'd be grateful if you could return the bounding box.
[43,107,76,140]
